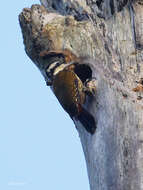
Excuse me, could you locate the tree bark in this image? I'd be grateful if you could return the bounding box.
[19,0,143,189]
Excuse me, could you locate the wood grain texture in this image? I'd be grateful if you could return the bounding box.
[19,1,143,189]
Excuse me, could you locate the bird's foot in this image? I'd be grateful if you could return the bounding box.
[83,77,97,96]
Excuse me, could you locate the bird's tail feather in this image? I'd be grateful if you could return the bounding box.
[77,108,96,134]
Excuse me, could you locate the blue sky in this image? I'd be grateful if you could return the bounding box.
[0,1,89,189]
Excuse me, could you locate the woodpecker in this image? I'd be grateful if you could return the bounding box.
[39,49,79,86]
[39,49,96,134]
[53,68,96,134]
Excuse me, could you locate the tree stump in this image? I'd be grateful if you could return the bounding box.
[19,0,143,189]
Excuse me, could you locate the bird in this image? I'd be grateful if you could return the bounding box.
[39,49,96,134]
[52,68,96,134]
[39,49,79,86]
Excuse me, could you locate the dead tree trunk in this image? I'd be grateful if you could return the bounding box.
[19,0,143,189]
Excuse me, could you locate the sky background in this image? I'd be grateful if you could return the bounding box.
[0,1,89,189]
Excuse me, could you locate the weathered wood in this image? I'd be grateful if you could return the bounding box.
[19,1,143,189]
